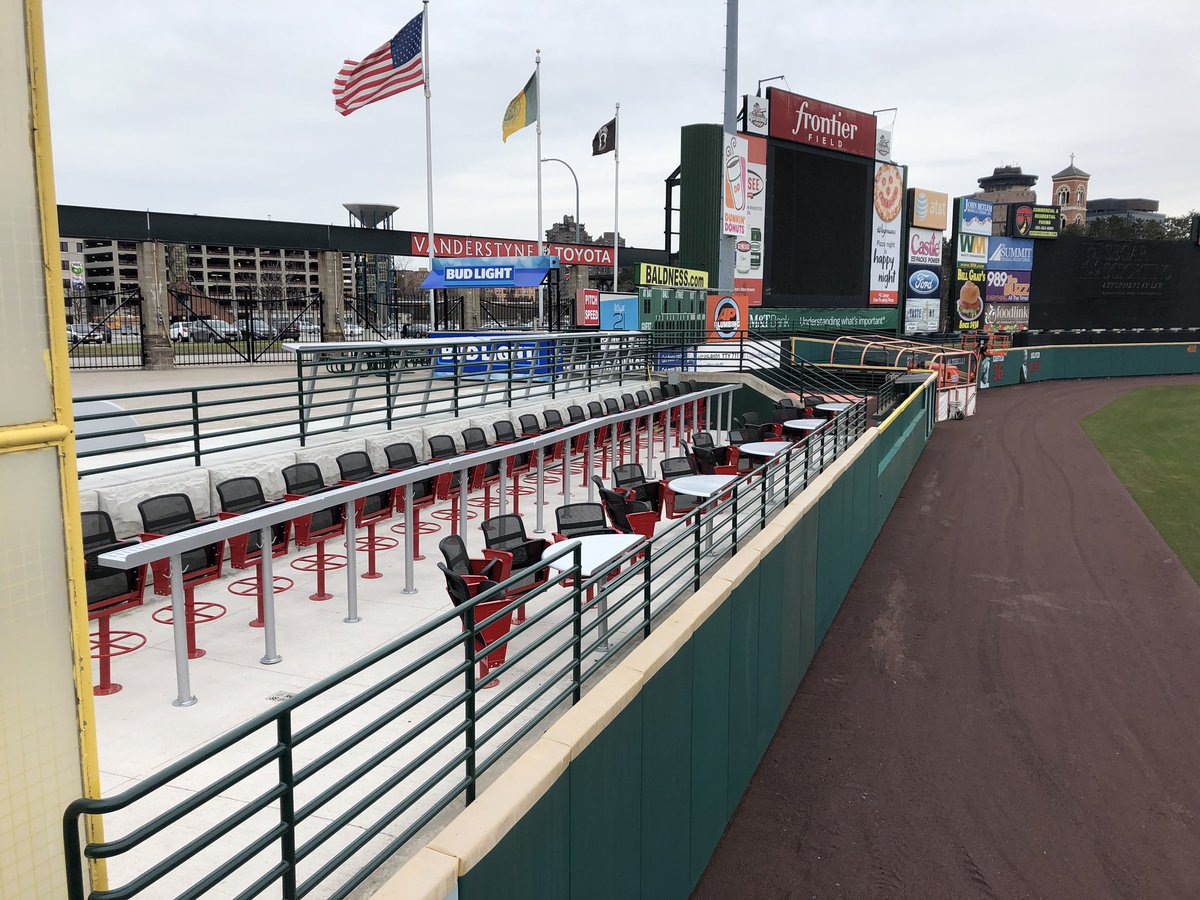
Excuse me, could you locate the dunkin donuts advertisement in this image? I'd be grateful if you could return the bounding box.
[955,263,986,330]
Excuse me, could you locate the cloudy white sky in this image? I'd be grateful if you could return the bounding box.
[44,0,1200,249]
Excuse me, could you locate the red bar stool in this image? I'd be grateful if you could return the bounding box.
[428,434,476,533]
[337,452,400,579]
[282,463,348,602]
[492,422,536,511]
[587,401,616,477]
[137,494,227,660]
[603,398,632,466]
[463,427,504,518]
[216,476,293,628]
[82,511,148,695]
[385,442,439,561]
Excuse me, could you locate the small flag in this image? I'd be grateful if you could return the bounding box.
[502,72,538,143]
[333,11,424,117]
[592,117,616,156]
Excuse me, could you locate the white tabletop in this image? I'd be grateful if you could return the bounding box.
[783,418,826,430]
[546,533,646,577]
[815,402,852,412]
[737,441,793,458]
[668,474,738,498]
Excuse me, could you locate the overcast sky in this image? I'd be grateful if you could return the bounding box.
[44,1,1200,250]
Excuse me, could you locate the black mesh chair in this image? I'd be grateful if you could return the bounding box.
[567,405,586,424]
[694,445,738,476]
[438,533,507,589]
[336,452,398,579]
[613,462,662,512]
[621,393,638,411]
[604,397,622,416]
[490,422,534,513]
[662,383,681,398]
[659,456,701,518]
[137,494,227,659]
[137,494,224,596]
[593,480,658,539]
[692,431,716,450]
[282,463,347,602]
[438,563,513,687]
[544,409,565,430]
[554,503,617,539]
[481,514,549,614]
[586,400,605,419]
[636,389,650,406]
[385,442,439,559]
[731,418,764,442]
[461,427,504,518]
[518,413,545,437]
[82,511,147,695]
[775,396,798,409]
[650,387,664,402]
[216,477,292,618]
[727,428,756,446]
[602,398,632,470]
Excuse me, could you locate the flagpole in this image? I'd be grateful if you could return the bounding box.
[535,49,544,326]
[422,0,436,331]
[613,102,620,292]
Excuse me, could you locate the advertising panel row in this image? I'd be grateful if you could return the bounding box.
[903,187,947,335]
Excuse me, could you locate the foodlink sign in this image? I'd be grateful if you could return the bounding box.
[637,263,710,289]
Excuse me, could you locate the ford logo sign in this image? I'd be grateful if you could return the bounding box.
[908,269,940,296]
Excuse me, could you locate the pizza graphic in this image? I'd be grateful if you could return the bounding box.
[874,163,903,223]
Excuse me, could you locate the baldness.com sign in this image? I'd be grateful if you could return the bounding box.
[636,263,709,289]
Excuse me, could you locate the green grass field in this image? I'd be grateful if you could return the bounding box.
[1082,384,1200,585]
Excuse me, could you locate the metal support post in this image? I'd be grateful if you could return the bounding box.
[169,558,196,707]
[260,526,281,665]
[534,448,546,534]
[402,497,417,594]
[344,502,361,623]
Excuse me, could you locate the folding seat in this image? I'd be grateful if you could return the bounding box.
[481,514,551,623]
[593,481,659,540]
[658,456,702,519]
[554,502,618,540]
[281,463,347,602]
[438,564,513,689]
[216,476,293,626]
[138,493,227,659]
[612,462,662,513]
[82,511,147,695]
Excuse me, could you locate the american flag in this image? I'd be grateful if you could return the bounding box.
[333,12,424,116]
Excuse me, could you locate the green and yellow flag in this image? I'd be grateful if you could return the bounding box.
[502,72,538,143]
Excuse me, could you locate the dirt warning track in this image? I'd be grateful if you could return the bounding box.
[693,376,1200,900]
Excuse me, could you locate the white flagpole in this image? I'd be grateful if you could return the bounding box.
[613,103,620,292]
[422,0,436,331]
[535,49,544,326]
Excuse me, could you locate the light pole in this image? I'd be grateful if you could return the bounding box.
[540,157,580,243]
[756,75,786,96]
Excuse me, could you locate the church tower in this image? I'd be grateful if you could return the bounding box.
[1051,155,1090,227]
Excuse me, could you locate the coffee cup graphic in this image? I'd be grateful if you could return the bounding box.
[725,155,746,211]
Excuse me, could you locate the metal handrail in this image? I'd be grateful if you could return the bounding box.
[95,384,738,569]
[65,397,875,900]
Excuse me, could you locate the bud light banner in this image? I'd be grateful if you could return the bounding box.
[907,266,942,298]
[907,227,942,266]
[986,236,1035,271]
[985,269,1031,303]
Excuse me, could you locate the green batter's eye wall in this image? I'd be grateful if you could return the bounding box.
[373,379,938,900]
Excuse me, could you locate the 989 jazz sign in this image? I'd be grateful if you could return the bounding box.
[985,270,1031,303]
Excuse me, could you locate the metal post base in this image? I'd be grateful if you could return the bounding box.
[172,695,198,708]
[344,615,362,624]
[260,654,282,666]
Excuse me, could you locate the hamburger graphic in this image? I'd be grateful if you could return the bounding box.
[958,279,982,322]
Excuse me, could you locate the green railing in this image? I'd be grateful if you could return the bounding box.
[73,332,652,477]
[63,401,869,900]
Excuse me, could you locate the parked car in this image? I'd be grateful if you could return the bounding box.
[343,323,365,339]
[194,319,239,342]
[66,323,107,344]
[236,319,274,340]
[169,321,191,342]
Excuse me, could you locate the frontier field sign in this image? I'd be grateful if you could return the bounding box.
[637,263,709,289]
